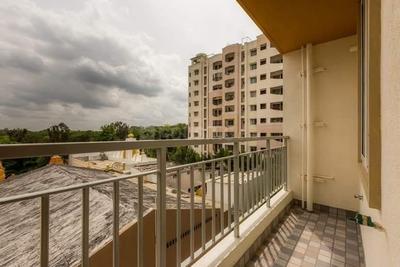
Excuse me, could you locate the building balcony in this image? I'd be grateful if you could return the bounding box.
[0,137,294,267]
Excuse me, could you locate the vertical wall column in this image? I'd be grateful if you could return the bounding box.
[306,43,314,212]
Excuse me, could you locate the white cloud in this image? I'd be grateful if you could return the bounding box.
[0,0,260,130]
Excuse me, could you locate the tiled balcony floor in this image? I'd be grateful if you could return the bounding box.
[247,206,365,267]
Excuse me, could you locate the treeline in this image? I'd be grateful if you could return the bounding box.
[0,122,230,176]
[0,122,189,176]
[0,122,188,144]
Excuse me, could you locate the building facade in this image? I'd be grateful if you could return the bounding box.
[188,35,283,155]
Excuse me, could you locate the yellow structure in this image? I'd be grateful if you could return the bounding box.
[49,155,64,165]
[0,161,5,182]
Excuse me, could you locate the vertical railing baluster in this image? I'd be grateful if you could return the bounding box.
[190,165,195,260]
[267,139,271,208]
[40,195,49,267]
[284,138,288,191]
[240,155,245,217]
[246,154,251,211]
[220,160,224,236]
[233,141,240,238]
[211,161,216,243]
[138,176,144,267]
[227,158,232,230]
[201,163,206,251]
[82,188,89,267]
[156,148,167,267]
[113,181,120,267]
[176,170,181,267]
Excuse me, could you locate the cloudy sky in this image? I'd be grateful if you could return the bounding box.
[0,0,260,130]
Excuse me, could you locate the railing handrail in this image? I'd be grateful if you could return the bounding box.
[0,136,289,267]
[0,136,289,160]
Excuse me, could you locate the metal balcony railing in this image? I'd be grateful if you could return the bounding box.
[0,136,288,267]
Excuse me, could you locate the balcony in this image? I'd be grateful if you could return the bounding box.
[0,137,289,267]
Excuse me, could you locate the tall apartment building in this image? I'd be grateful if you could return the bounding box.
[188,35,283,155]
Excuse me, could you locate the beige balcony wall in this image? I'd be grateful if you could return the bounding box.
[283,35,360,211]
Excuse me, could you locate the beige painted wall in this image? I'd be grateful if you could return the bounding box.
[283,35,360,211]
[359,0,400,266]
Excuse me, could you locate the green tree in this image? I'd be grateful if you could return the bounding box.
[100,121,129,141]
[6,128,28,142]
[47,123,70,142]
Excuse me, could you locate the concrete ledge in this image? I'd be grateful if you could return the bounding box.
[192,190,293,267]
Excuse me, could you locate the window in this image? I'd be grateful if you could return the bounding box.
[194,101,199,106]
[260,118,267,123]
[250,90,257,97]
[189,82,191,87]
[194,69,200,75]
[270,102,283,111]
[260,74,267,80]
[204,87,207,95]
[250,118,257,125]
[250,48,257,56]
[260,43,267,50]
[270,54,283,64]
[359,0,381,209]
[241,51,245,62]
[241,118,245,128]
[204,99,207,107]
[270,70,283,79]
[212,108,222,116]
[212,97,222,106]
[260,58,267,65]
[250,63,257,70]
[225,92,234,101]
[225,79,235,88]
[260,88,267,95]
[213,73,222,81]
[194,132,199,137]
[213,84,222,91]
[250,105,257,111]
[188,102,191,107]
[225,119,234,127]
[225,132,234,138]
[271,117,283,123]
[204,66,207,73]
[241,91,245,102]
[241,64,245,75]
[189,72,191,78]
[241,105,245,116]
[213,120,222,126]
[270,85,283,95]
[204,76,207,84]
[250,132,257,137]
[194,80,199,85]
[213,61,222,70]
[213,132,222,138]
[225,65,235,75]
[250,146,257,152]
[194,122,199,127]
[225,52,234,62]
[194,90,199,96]
[250,76,257,84]
[241,132,245,138]
[260,133,267,137]
[241,78,245,89]
[188,92,191,97]
[225,105,235,112]
[271,132,283,142]
[260,103,266,109]
[194,111,199,116]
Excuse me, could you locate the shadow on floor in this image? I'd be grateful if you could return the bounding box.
[247,206,365,267]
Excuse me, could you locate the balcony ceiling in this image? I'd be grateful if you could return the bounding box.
[237,0,359,53]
